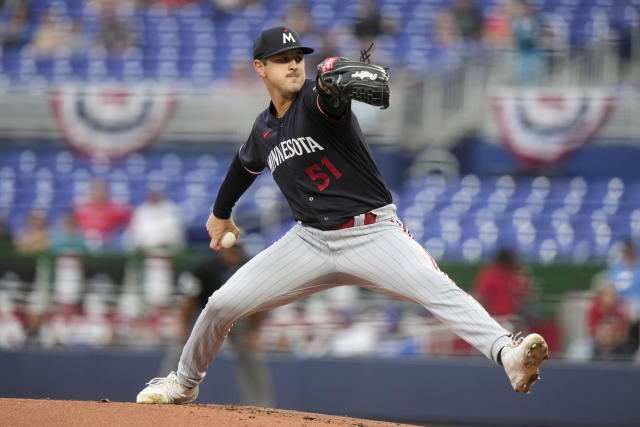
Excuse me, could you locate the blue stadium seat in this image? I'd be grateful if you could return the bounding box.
[176,3,202,25]
[0,0,628,84]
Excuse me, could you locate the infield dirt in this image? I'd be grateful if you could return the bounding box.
[0,398,419,426]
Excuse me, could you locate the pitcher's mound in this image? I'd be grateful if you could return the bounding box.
[1,398,419,426]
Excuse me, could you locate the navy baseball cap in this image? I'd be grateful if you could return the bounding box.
[253,26,314,60]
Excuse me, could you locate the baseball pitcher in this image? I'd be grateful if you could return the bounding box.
[137,26,548,405]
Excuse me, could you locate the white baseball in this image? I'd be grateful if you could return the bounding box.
[220,232,237,249]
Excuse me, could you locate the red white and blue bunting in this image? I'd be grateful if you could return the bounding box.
[492,88,613,165]
[51,84,176,160]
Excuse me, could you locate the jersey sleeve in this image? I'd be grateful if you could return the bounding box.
[302,80,350,122]
[212,152,258,219]
[238,131,266,175]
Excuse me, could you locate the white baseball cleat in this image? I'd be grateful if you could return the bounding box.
[136,371,198,404]
[501,333,549,394]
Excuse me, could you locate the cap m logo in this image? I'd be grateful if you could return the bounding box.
[282,32,296,44]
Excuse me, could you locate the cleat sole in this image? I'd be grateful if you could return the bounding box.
[522,334,549,369]
[503,333,550,394]
[516,334,548,392]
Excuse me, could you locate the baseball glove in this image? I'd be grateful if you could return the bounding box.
[317,55,390,109]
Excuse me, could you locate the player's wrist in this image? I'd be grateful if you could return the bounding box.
[212,203,232,220]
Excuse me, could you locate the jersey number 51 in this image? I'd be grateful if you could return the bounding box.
[305,156,342,191]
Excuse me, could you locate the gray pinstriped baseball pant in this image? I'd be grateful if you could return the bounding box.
[177,204,512,388]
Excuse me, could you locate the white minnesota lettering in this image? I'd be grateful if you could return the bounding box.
[306,136,323,152]
[284,140,294,159]
[266,136,325,172]
[281,141,290,159]
[298,138,312,153]
[291,138,303,156]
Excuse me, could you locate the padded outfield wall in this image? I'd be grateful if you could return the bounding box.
[0,348,638,426]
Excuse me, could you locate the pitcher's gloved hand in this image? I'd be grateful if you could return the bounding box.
[316,57,390,109]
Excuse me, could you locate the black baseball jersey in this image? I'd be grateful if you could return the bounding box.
[238,80,392,229]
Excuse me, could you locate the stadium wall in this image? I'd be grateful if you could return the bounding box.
[1,348,638,427]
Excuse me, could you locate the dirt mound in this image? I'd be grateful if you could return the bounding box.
[1,398,418,426]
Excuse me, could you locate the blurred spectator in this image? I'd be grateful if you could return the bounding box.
[352,0,397,49]
[281,0,325,76]
[40,301,83,347]
[376,308,420,357]
[128,186,185,253]
[35,16,92,58]
[483,0,516,47]
[79,292,118,347]
[510,0,544,85]
[473,248,532,329]
[94,0,135,56]
[31,10,72,59]
[22,296,45,346]
[170,244,274,407]
[608,239,640,353]
[310,27,354,74]
[0,2,36,52]
[283,1,316,37]
[451,0,484,42]
[609,14,638,82]
[67,19,92,54]
[42,285,119,348]
[14,208,50,254]
[212,0,262,18]
[136,0,155,8]
[51,211,89,255]
[155,0,196,9]
[432,7,462,48]
[535,14,563,72]
[329,308,377,357]
[50,211,87,308]
[587,283,631,361]
[232,56,258,86]
[74,177,132,249]
[0,215,13,251]
[292,328,329,358]
[0,291,25,348]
